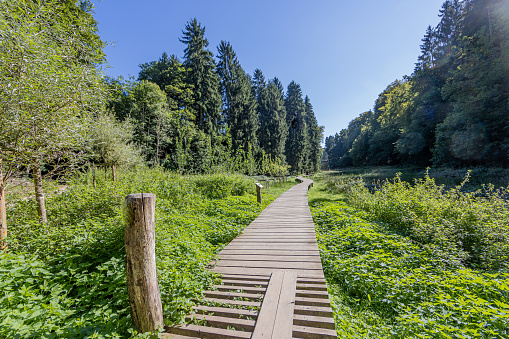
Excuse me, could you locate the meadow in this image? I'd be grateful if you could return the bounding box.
[0,169,294,338]
[309,171,509,338]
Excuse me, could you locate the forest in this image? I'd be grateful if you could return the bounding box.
[325,0,509,169]
[0,0,323,224]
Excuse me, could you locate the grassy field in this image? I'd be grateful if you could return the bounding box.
[308,171,509,338]
[0,169,295,338]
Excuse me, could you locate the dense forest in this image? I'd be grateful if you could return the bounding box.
[325,0,509,168]
[104,20,323,176]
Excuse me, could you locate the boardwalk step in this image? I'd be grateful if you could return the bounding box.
[193,305,259,320]
[185,314,256,332]
[294,305,334,317]
[292,324,337,339]
[166,324,252,339]
[204,290,262,301]
[213,285,266,294]
[293,314,336,330]
[203,297,262,308]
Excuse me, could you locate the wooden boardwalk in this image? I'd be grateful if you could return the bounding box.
[165,178,337,338]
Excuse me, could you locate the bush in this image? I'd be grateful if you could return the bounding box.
[1,168,286,338]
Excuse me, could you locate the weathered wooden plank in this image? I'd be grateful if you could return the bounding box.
[213,267,324,279]
[292,324,337,338]
[203,297,262,308]
[293,314,336,330]
[187,314,256,332]
[215,260,323,270]
[167,323,252,339]
[218,255,321,262]
[271,270,297,338]
[293,305,334,318]
[193,305,259,319]
[251,271,284,338]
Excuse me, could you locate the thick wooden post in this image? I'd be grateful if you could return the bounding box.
[256,183,263,204]
[266,179,270,189]
[0,156,6,250]
[124,193,163,333]
[112,164,117,182]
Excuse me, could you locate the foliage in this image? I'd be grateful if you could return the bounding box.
[325,0,509,169]
[324,172,509,270]
[1,169,294,338]
[308,178,509,338]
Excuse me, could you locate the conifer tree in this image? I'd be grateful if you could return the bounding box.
[180,18,222,136]
[284,81,308,174]
[304,96,323,173]
[216,41,258,153]
[263,79,288,161]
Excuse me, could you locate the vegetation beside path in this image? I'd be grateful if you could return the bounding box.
[308,172,509,338]
[0,169,295,338]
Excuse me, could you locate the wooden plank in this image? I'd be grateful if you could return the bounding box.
[292,324,337,338]
[213,285,266,294]
[167,323,252,339]
[213,267,324,279]
[215,260,322,270]
[251,271,284,338]
[187,314,256,332]
[293,314,336,330]
[204,290,262,301]
[294,305,334,317]
[271,270,297,338]
[218,255,321,262]
[203,297,261,308]
[193,305,258,319]
[219,250,319,256]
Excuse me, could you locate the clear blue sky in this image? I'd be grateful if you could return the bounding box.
[92,0,445,139]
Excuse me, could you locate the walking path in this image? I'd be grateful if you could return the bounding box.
[165,178,337,338]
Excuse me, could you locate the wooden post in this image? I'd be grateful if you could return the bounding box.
[112,164,117,182]
[0,156,6,250]
[256,183,263,204]
[92,164,97,189]
[124,193,163,333]
[266,179,270,189]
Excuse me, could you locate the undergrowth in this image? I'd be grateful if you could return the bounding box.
[309,174,509,338]
[0,168,294,338]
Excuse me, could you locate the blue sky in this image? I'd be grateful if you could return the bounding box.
[92,0,445,139]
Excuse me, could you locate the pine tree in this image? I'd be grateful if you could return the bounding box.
[216,41,258,153]
[416,26,438,70]
[180,18,222,136]
[284,81,308,174]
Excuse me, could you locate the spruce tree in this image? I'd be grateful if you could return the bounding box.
[284,81,308,174]
[180,18,222,136]
[304,96,323,173]
[264,79,288,161]
[216,41,258,153]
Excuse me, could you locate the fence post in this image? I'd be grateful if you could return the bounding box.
[265,179,270,189]
[0,157,6,250]
[124,193,163,334]
[256,183,263,204]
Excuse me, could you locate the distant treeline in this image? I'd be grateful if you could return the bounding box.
[107,19,323,175]
[325,0,509,169]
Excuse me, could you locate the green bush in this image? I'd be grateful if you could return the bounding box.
[325,172,509,270]
[310,198,509,338]
[1,168,288,338]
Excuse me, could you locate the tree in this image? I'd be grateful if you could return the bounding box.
[89,112,144,181]
[216,41,258,153]
[304,96,323,172]
[285,81,308,174]
[263,79,288,162]
[0,0,106,223]
[180,19,222,136]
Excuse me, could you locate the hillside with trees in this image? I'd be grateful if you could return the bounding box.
[325,0,509,169]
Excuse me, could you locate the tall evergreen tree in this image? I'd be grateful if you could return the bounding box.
[216,41,258,153]
[285,81,308,174]
[262,79,288,161]
[180,18,222,136]
[304,96,323,172]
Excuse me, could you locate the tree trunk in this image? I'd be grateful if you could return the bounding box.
[0,156,7,250]
[124,193,163,333]
[112,164,116,182]
[33,161,47,224]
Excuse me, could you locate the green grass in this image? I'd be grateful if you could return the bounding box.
[308,173,509,338]
[0,168,295,338]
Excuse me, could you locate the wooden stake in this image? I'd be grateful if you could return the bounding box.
[256,183,263,204]
[112,164,117,182]
[92,164,96,188]
[0,156,7,250]
[124,193,163,333]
